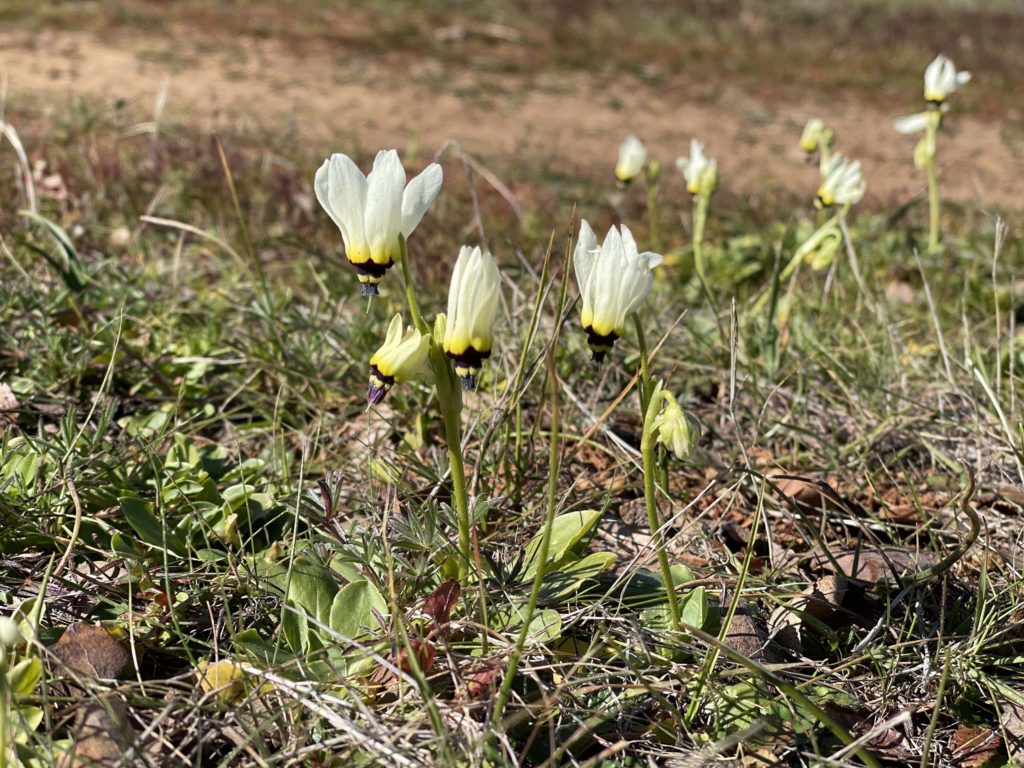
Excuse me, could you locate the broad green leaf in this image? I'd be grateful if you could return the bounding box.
[281,606,310,654]
[119,497,188,557]
[680,586,708,629]
[7,657,42,695]
[328,579,388,642]
[523,509,603,577]
[527,609,562,645]
[284,556,339,626]
[539,551,617,602]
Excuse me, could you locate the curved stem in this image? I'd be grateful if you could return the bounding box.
[491,345,561,733]
[397,235,428,334]
[692,195,724,341]
[641,388,681,632]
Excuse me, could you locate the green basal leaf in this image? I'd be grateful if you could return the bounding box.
[523,509,603,577]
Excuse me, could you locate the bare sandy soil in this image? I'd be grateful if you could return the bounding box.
[1,26,1022,210]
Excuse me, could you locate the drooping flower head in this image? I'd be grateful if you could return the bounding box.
[650,388,698,460]
[574,221,663,363]
[368,314,430,405]
[675,139,718,198]
[315,150,442,295]
[816,154,865,208]
[443,246,501,390]
[615,135,647,185]
[923,54,970,105]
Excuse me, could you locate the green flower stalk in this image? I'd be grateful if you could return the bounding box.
[894,54,971,254]
[641,382,697,632]
[676,139,718,311]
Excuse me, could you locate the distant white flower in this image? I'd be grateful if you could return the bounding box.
[817,154,865,207]
[675,139,718,197]
[923,54,970,103]
[574,220,663,362]
[443,246,501,390]
[799,118,832,154]
[315,150,443,295]
[368,314,430,404]
[615,135,647,184]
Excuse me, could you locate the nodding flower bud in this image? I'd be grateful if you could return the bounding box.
[368,314,430,404]
[675,139,718,198]
[615,135,647,185]
[315,150,443,295]
[650,390,697,460]
[923,54,970,105]
[799,118,833,154]
[442,246,501,390]
[816,154,865,208]
[574,220,662,363]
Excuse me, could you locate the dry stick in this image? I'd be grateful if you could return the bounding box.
[53,475,83,578]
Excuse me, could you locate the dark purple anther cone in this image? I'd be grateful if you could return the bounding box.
[360,283,379,297]
[458,373,476,391]
[368,381,388,405]
[590,350,607,364]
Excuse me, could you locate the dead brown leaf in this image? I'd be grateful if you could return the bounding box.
[953,724,1004,768]
[50,623,130,680]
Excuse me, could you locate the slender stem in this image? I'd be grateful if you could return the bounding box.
[631,313,651,416]
[641,389,681,632]
[0,649,9,768]
[692,195,724,342]
[397,235,428,334]
[926,139,940,254]
[492,345,561,733]
[435,373,471,582]
[645,177,662,253]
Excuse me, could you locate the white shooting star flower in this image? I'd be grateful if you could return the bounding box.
[574,220,663,363]
[315,150,443,295]
[816,154,865,208]
[442,246,501,390]
[675,139,718,198]
[368,314,430,405]
[615,135,647,185]
[923,54,970,104]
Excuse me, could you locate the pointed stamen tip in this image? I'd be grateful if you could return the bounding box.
[360,283,379,297]
[367,383,388,405]
[590,350,607,365]
[458,374,477,391]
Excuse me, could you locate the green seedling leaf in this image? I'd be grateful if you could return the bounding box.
[20,209,88,291]
[523,509,603,577]
[119,497,188,557]
[281,605,310,655]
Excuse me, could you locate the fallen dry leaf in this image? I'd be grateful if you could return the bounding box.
[50,623,130,680]
[953,724,1003,768]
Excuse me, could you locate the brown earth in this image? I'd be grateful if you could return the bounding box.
[1,23,1023,211]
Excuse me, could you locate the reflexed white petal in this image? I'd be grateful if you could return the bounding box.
[573,219,599,291]
[325,154,368,251]
[401,163,443,237]
[363,150,405,258]
[956,70,971,87]
[446,245,472,331]
[894,112,930,134]
[314,159,344,233]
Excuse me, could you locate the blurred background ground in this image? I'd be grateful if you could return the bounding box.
[1,0,1024,211]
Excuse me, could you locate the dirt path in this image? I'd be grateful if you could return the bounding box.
[2,28,1023,211]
